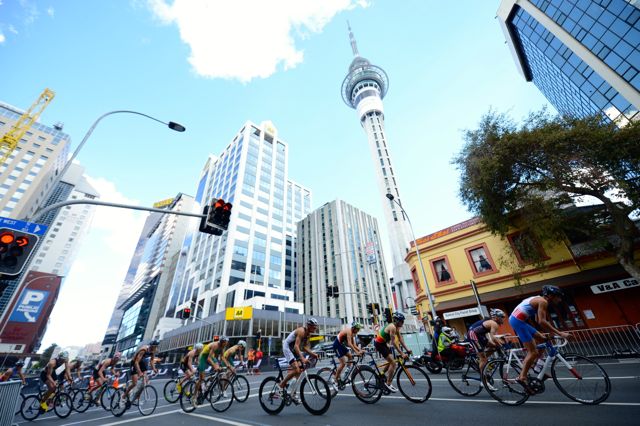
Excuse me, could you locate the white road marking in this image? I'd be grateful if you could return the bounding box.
[185,411,256,426]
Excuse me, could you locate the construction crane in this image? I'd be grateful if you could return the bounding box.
[0,88,55,164]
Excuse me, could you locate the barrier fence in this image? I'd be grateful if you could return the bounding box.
[0,380,21,426]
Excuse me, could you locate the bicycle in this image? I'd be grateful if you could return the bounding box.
[258,356,331,415]
[163,368,193,403]
[482,336,611,406]
[20,381,73,421]
[110,371,158,417]
[226,366,251,403]
[355,351,432,404]
[179,368,234,413]
[73,374,123,413]
[317,352,371,399]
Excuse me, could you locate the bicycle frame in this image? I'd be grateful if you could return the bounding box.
[367,352,417,386]
[274,358,322,398]
[504,338,580,381]
[329,353,364,384]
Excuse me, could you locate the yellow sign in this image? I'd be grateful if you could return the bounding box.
[225,306,253,321]
[153,198,175,209]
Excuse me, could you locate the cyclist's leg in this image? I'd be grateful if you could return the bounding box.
[280,360,301,389]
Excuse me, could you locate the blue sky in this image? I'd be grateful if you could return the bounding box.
[1,0,552,349]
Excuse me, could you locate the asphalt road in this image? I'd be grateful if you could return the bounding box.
[12,358,640,426]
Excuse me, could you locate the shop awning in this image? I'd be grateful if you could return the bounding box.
[434,264,628,313]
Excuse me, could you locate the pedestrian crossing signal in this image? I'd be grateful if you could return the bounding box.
[0,228,39,276]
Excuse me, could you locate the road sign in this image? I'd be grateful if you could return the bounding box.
[0,216,48,236]
[9,289,50,323]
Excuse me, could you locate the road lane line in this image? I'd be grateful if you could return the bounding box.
[84,408,182,425]
[54,403,179,426]
[185,411,259,426]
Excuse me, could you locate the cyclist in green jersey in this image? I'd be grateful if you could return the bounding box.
[373,312,411,393]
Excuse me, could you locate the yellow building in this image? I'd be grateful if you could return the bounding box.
[406,217,639,335]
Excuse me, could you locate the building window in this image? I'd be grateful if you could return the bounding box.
[508,231,548,265]
[465,243,498,277]
[430,256,455,286]
[410,268,421,294]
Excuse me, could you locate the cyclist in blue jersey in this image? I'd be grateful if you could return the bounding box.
[467,309,506,372]
[509,285,569,392]
[0,360,26,384]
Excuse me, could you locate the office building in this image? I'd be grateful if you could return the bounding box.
[498,0,640,124]
[341,25,418,312]
[297,199,392,325]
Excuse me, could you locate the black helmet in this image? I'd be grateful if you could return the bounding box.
[149,339,160,347]
[542,285,563,298]
[15,360,24,367]
[392,312,405,322]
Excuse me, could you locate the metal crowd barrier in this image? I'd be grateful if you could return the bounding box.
[0,380,22,426]
[502,324,640,358]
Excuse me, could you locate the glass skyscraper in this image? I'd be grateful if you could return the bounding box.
[498,0,639,124]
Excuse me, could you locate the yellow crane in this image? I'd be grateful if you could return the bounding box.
[1,88,55,164]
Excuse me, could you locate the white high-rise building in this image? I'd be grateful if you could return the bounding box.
[29,163,99,277]
[297,200,392,325]
[341,25,416,309]
[166,121,309,323]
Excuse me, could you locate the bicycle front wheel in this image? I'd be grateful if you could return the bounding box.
[232,375,250,402]
[20,395,42,421]
[351,365,382,404]
[397,365,432,403]
[552,353,611,405]
[137,385,158,416]
[258,376,285,415]
[209,378,233,412]
[300,374,331,415]
[53,392,73,418]
[72,389,91,413]
[164,379,180,403]
[179,381,198,413]
[446,357,482,397]
[100,386,116,411]
[109,389,127,417]
[482,358,529,406]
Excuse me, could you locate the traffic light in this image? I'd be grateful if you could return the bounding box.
[0,228,39,276]
[366,303,373,314]
[383,308,393,324]
[332,285,339,298]
[182,308,191,319]
[327,286,334,297]
[199,201,223,236]
[211,199,233,230]
[371,303,380,315]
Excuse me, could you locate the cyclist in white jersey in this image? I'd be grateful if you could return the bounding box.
[278,318,319,401]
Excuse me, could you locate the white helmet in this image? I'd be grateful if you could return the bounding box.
[237,340,247,348]
[442,327,454,337]
[194,343,204,351]
[58,351,69,360]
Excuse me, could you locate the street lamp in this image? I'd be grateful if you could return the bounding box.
[385,193,437,322]
[25,110,186,222]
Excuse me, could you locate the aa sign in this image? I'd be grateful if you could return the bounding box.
[225,306,253,321]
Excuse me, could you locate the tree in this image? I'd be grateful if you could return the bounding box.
[40,343,58,365]
[454,110,640,280]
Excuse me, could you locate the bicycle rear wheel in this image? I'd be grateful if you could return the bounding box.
[300,374,331,415]
[109,389,128,417]
[163,379,180,403]
[397,365,432,403]
[137,385,158,416]
[72,389,91,413]
[317,367,338,398]
[209,378,233,412]
[351,365,382,404]
[232,375,250,402]
[552,353,611,405]
[446,357,482,397]
[100,386,116,411]
[258,376,285,415]
[53,392,73,418]
[482,358,529,406]
[20,395,41,421]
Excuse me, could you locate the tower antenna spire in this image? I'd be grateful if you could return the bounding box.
[347,21,359,57]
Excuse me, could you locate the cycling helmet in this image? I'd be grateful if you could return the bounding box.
[113,352,122,359]
[351,321,363,330]
[306,318,319,327]
[58,351,69,360]
[392,311,405,322]
[542,285,563,298]
[149,339,160,347]
[194,343,204,351]
[490,308,506,319]
[15,360,24,367]
[237,340,247,348]
[442,327,454,337]
[219,336,229,342]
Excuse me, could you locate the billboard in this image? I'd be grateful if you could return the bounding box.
[0,271,61,354]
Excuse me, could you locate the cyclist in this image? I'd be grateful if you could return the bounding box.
[467,309,506,372]
[222,340,246,376]
[331,321,365,389]
[123,340,159,404]
[194,336,229,401]
[68,357,85,383]
[373,312,411,393]
[278,318,319,402]
[177,343,202,394]
[0,360,26,384]
[39,351,71,410]
[509,285,570,392]
[86,352,120,403]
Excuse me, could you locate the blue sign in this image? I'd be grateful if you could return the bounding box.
[0,216,48,236]
[9,289,50,323]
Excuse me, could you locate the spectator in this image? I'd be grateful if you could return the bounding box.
[254,348,264,374]
[439,265,451,282]
[247,348,256,375]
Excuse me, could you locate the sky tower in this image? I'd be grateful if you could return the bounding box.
[341,24,416,309]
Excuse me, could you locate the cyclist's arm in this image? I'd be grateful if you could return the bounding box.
[207,350,218,369]
[149,354,158,373]
[487,322,501,346]
[221,349,234,370]
[395,331,411,354]
[536,300,568,337]
[302,338,317,359]
[134,353,144,375]
[347,333,360,353]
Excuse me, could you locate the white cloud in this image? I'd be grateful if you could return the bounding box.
[148,0,368,82]
[40,176,148,349]
[0,33,5,44]
[47,6,54,18]
[8,25,18,34]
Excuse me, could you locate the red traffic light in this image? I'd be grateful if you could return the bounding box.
[223,202,232,211]
[0,232,15,245]
[213,199,225,210]
[15,236,30,247]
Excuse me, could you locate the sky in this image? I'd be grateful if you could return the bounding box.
[0,0,552,349]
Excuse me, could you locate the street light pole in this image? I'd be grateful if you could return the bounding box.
[385,193,437,322]
[24,110,186,222]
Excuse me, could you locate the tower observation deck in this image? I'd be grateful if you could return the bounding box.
[341,24,415,302]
